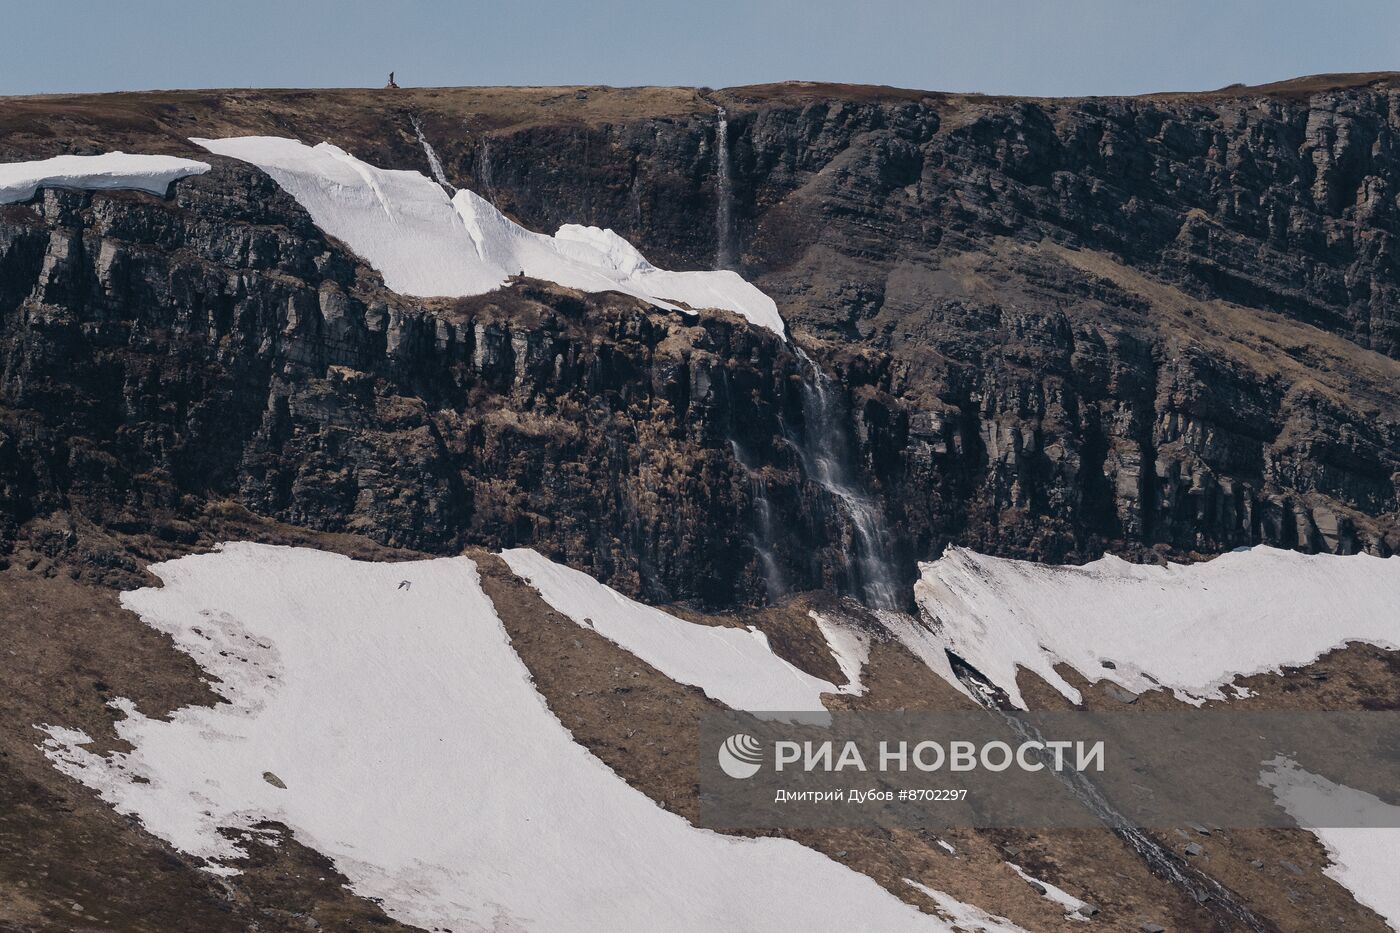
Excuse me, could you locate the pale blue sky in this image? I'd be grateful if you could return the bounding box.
[2,0,1397,97]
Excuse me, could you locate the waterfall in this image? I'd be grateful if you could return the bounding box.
[411,117,453,191]
[750,481,787,600]
[714,108,734,270]
[731,440,787,601]
[791,348,902,610]
[704,106,895,607]
[478,136,494,197]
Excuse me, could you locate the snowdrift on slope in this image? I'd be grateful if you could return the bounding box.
[40,543,961,932]
[913,546,1400,709]
[905,881,1029,933]
[0,152,210,204]
[1262,760,1400,930]
[190,136,785,336]
[501,547,843,712]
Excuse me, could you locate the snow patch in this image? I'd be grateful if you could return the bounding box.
[914,546,1400,709]
[1261,759,1400,930]
[1006,863,1089,921]
[38,543,952,932]
[194,136,496,296]
[190,136,784,335]
[810,610,871,695]
[0,152,209,204]
[905,880,1031,933]
[501,547,834,713]
[875,608,976,703]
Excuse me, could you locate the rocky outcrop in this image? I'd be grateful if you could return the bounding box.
[0,169,828,605]
[452,83,1400,359]
[445,80,1400,562]
[1,77,1399,608]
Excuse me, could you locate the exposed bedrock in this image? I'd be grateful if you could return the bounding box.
[1,78,1399,606]
[451,84,1400,358]
[434,82,1400,565]
[0,171,917,605]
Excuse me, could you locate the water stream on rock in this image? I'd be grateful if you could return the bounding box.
[478,135,494,198]
[411,117,454,192]
[730,441,787,602]
[714,107,734,270]
[790,348,902,610]
[946,655,1272,932]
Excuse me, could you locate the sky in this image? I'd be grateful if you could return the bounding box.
[2,0,1398,98]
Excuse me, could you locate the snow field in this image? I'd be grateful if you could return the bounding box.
[41,543,962,932]
[191,136,785,335]
[0,152,209,203]
[912,546,1400,709]
[501,547,840,712]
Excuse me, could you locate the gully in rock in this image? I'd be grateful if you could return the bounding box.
[945,653,1276,933]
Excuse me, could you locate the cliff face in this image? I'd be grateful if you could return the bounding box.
[0,170,827,606]
[454,79,1400,562]
[1,76,1399,607]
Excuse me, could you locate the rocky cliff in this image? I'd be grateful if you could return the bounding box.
[449,78,1400,564]
[1,75,1398,608]
[0,169,814,606]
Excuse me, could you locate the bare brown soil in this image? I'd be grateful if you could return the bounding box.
[1017,646,1400,932]
[0,85,706,164]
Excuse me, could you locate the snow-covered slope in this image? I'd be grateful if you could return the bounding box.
[190,136,785,336]
[1261,760,1400,930]
[914,546,1400,709]
[811,610,872,697]
[905,881,1029,933]
[1006,863,1089,921]
[553,223,786,335]
[194,136,496,296]
[0,152,210,204]
[39,543,967,932]
[501,547,840,711]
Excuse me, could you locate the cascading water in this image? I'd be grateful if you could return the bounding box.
[411,117,454,191]
[730,441,787,601]
[706,104,897,608]
[714,107,734,270]
[946,656,1271,932]
[478,135,494,197]
[790,348,902,610]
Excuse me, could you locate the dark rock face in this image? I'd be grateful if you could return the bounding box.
[450,83,1400,563]
[0,168,905,606]
[2,78,1399,608]
[464,86,1400,358]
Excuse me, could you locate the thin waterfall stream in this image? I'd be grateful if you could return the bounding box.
[714,104,903,609]
[478,135,494,198]
[714,107,734,270]
[946,655,1274,932]
[410,116,453,192]
[790,347,902,610]
[730,440,787,602]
